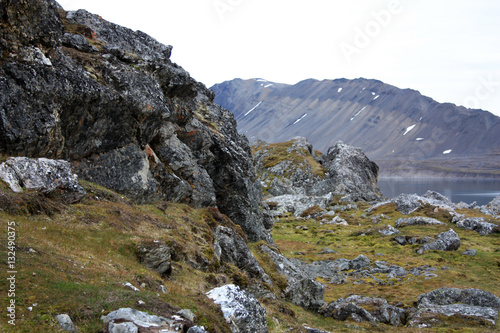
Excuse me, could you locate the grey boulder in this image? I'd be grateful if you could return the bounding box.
[55,314,76,332]
[206,284,268,333]
[284,278,325,311]
[395,216,446,228]
[456,217,498,235]
[135,241,172,277]
[409,287,500,327]
[320,295,407,327]
[214,226,272,286]
[417,229,460,254]
[0,157,86,203]
[481,195,500,216]
[102,308,169,331]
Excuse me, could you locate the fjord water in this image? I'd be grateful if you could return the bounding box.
[378,178,500,206]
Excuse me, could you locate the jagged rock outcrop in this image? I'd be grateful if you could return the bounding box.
[395,216,446,228]
[206,284,268,333]
[255,138,383,202]
[214,226,272,286]
[102,307,194,332]
[481,195,500,216]
[284,278,325,311]
[258,245,326,310]
[0,157,86,203]
[265,193,333,217]
[135,241,172,277]
[311,141,382,201]
[416,229,461,254]
[456,217,498,235]
[409,287,500,327]
[368,190,460,217]
[320,295,408,327]
[0,0,272,242]
[253,137,325,197]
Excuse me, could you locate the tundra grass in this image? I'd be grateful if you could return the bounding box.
[0,183,233,332]
[270,203,500,331]
[1,179,499,332]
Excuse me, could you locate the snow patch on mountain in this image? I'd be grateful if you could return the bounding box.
[293,113,308,125]
[403,124,416,136]
[244,101,262,116]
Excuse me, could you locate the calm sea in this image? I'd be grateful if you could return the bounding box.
[378,178,500,206]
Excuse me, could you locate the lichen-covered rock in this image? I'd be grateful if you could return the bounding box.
[462,249,477,256]
[311,141,383,201]
[265,193,333,217]
[135,241,172,277]
[456,217,498,235]
[393,235,434,246]
[320,295,408,326]
[409,287,500,327]
[254,137,322,197]
[102,308,174,331]
[391,193,423,214]
[284,278,325,311]
[0,0,272,242]
[187,327,208,333]
[481,195,500,216]
[255,138,383,202]
[0,157,86,203]
[55,314,76,332]
[378,225,400,236]
[214,226,272,286]
[259,245,327,310]
[206,284,268,333]
[350,255,371,270]
[369,190,460,216]
[395,216,446,228]
[417,229,460,254]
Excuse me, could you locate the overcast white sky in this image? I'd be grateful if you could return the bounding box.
[57,0,500,117]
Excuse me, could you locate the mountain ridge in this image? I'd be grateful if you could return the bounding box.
[211,78,500,177]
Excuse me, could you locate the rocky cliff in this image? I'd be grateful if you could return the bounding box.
[253,137,383,202]
[0,0,272,242]
[211,78,500,177]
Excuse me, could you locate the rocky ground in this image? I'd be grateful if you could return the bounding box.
[0,1,499,332]
[1,138,499,332]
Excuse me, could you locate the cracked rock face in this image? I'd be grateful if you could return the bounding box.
[255,137,383,202]
[417,229,461,254]
[409,287,500,327]
[313,141,382,201]
[456,217,498,236]
[0,157,86,203]
[206,284,268,333]
[214,226,272,286]
[320,295,408,327]
[0,0,272,242]
[135,241,172,277]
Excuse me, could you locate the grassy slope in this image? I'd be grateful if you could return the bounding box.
[0,180,236,332]
[271,199,500,332]
[0,179,343,332]
[0,168,499,332]
[254,141,500,332]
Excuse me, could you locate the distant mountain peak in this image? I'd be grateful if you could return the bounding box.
[211,78,500,177]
